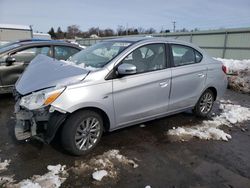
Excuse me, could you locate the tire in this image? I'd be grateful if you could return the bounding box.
[61,110,103,155]
[193,89,214,118]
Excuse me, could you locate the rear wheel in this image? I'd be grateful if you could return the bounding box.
[61,110,103,155]
[193,89,214,117]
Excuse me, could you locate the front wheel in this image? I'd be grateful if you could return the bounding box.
[193,89,214,118]
[61,110,103,155]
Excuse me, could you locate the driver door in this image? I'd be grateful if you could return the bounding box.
[112,43,172,127]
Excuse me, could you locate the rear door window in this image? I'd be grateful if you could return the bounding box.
[171,44,202,66]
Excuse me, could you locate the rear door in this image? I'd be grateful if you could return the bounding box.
[112,43,171,127]
[0,45,51,86]
[169,44,207,111]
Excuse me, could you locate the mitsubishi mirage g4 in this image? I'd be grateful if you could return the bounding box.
[14,37,228,155]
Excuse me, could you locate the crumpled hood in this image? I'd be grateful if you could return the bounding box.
[15,54,89,95]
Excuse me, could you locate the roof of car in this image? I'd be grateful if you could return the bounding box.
[7,39,82,49]
[0,39,82,54]
[106,36,183,43]
[17,39,73,45]
[106,36,202,50]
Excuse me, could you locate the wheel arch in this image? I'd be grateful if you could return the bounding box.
[69,106,111,132]
[194,86,218,108]
[205,86,217,101]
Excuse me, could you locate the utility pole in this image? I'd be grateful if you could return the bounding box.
[126,23,128,35]
[161,26,164,33]
[97,27,100,36]
[30,25,33,38]
[172,21,176,32]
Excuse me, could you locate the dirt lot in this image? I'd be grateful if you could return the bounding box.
[0,89,250,188]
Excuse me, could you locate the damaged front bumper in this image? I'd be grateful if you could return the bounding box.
[14,101,67,143]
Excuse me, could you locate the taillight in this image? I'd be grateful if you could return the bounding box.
[222,65,227,74]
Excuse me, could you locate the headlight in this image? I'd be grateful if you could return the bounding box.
[19,87,65,110]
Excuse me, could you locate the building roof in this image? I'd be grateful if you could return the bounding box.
[0,24,31,30]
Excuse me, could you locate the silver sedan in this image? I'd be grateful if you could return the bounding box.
[14,37,228,155]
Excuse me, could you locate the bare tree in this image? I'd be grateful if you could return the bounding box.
[145,28,156,34]
[180,28,189,32]
[103,28,114,37]
[49,25,175,39]
[67,25,81,38]
[117,25,126,36]
[137,27,145,34]
[88,27,99,36]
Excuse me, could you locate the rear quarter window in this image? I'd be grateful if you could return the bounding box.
[195,50,203,63]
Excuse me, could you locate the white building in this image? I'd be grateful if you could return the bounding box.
[33,32,51,40]
[0,24,32,42]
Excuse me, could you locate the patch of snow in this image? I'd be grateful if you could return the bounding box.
[90,34,99,38]
[47,164,66,175]
[0,176,14,186]
[73,150,138,180]
[227,71,250,94]
[219,101,250,124]
[17,164,67,188]
[1,164,68,188]
[70,41,86,49]
[0,159,11,171]
[18,180,42,188]
[78,45,86,49]
[215,58,250,73]
[168,125,232,142]
[105,150,138,168]
[92,170,108,181]
[60,60,99,71]
[215,58,250,94]
[93,48,118,60]
[167,101,250,142]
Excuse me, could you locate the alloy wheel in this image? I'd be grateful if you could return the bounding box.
[75,117,101,151]
[199,92,213,114]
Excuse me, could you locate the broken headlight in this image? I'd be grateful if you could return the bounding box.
[19,87,65,110]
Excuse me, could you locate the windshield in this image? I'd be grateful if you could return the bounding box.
[68,41,132,68]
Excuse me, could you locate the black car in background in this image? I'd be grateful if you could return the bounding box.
[0,39,82,94]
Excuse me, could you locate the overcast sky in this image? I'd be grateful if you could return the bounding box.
[0,0,250,33]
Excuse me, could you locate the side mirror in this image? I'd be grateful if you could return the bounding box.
[117,63,136,75]
[6,56,16,66]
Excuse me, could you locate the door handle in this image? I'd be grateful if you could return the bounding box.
[159,81,169,88]
[198,73,205,78]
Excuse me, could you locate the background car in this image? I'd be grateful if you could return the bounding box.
[0,39,82,94]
